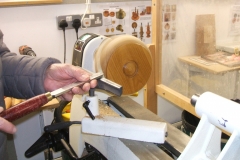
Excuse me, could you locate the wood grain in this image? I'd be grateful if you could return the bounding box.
[97,35,152,95]
[0,0,62,6]
[144,44,157,113]
[196,14,216,56]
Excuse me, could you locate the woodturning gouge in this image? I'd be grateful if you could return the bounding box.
[0,72,103,122]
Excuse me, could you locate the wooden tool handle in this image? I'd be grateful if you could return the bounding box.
[0,94,49,122]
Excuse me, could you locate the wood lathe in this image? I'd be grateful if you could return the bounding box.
[25,33,190,160]
[71,33,190,159]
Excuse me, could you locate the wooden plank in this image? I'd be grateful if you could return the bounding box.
[152,0,162,85]
[0,0,62,6]
[143,0,161,114]
[145,44,157,113]
[196,14,216,56]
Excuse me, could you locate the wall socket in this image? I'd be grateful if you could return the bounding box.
[57,14,81,30]
[81,13,103,28]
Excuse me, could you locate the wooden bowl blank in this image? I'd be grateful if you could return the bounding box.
[95,35,152,95]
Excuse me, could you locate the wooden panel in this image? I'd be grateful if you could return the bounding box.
[143,0,162,114]
[196,14,216,56]
[152,0,162,85]
[0,0,62,6]
[144,44,157,113]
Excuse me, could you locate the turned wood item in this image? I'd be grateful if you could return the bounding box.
[95,35,152,95]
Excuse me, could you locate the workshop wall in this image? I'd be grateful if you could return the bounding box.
[0,0,181,125]
[0,1,151,64]
[0,1,183,160]
[0,0,150,105]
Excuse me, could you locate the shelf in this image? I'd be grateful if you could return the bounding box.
[179,56,240,74]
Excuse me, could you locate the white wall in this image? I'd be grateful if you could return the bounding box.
[0,4,89,63]
[158,96,183,123]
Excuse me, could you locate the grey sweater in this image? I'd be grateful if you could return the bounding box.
[0,29,60,159]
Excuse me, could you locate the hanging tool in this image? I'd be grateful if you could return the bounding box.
[0,72,103,122]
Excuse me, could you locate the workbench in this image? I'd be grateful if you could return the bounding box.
[179,56,240,74]
[178,56,240,99]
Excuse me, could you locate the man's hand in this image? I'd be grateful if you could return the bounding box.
[44,64,97,101]
[0,107,16,134]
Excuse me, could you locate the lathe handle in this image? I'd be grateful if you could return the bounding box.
[25,141,49,158]
[0,94,49,122]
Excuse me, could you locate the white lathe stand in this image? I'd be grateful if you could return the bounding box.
[179,92,240,160]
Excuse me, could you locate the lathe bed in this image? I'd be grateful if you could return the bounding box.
[107,96,190,159]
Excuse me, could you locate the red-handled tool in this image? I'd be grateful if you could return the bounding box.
[0,73,103,122]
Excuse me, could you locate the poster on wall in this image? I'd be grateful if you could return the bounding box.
[229,5,240,35]
[100,5,129,35]
[129,4,152,43]
[162,3,177,43]
[98,1,152,44]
